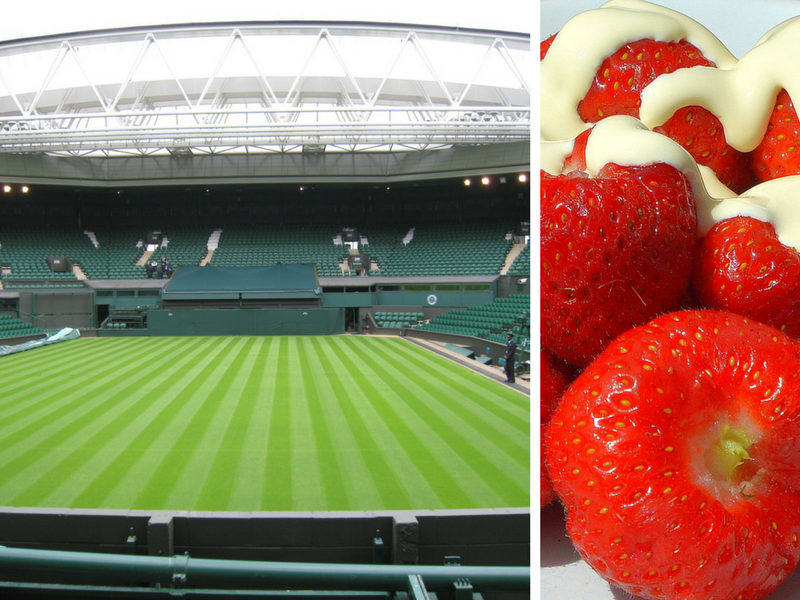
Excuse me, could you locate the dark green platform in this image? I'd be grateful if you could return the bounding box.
[163,264,322,301]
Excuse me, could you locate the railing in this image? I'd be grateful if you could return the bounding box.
[0,546,529,598]
[13,308,47,331]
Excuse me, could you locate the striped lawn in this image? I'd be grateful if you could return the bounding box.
[0,336,529,512]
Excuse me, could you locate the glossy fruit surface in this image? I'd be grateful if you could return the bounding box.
[545,309,800,600]
[540,162,697,368]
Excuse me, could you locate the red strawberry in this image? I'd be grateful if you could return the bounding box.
[540,350,574,509]
[561,128,590,174]
[577,39,713,123]
[541,34,555,60]
[574,37,754,194]
[693,215,800,338]
[544,309,800,600]
[654,106,757,194]
[540,161,697,369]
[752,89,800,183]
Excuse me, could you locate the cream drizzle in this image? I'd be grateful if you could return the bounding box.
[541,116,726,236]
[640,16,800,151]
[540,0,800,251]
[540,0,737,142]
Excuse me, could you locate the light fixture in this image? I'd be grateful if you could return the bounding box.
[21,185,29,193]
[302,144,326,154]
[499,176,507,184]
[3,185,10,193]
[518,173,528,183]
[464,178,471,186]
[481,176,490,185]
[168,147,193,158]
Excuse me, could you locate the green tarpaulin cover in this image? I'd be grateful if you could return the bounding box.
[162,264,321,300]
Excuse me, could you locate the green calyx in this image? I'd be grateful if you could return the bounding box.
[709,426,754,483]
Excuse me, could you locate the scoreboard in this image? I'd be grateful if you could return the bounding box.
[348,254,369,270]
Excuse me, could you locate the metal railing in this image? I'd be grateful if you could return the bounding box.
[0,546,529,598]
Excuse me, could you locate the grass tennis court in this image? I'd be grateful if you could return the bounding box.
[0,335,529,512]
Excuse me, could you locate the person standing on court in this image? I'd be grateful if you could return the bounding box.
[504,333,517,383]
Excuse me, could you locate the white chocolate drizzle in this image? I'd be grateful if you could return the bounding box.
[540,0,800,250]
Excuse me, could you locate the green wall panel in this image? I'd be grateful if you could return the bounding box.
[147,308,345,336]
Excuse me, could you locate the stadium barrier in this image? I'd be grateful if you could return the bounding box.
[404,328,529,364]
[147,307,345,336]
[0,507,529,598]
[0,545,529,596]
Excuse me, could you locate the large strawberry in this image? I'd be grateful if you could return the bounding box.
[540,350,573,509]
[540,161,697,369]
[693,215,800,337]
[577,38,713,123]
[751,89,800,183]
[545,309,800,600]
[573,37,755,193]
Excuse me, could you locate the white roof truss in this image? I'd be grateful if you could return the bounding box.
[0,22,530,155]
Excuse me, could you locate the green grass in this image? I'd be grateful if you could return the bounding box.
[0,336,529,512]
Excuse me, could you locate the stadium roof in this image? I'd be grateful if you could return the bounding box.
[0,1,530,186]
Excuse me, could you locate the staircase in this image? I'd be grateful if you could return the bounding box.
[501,243,526,275]
[201,229,222,266]
[84,230,100,248]
[136,249,154,266]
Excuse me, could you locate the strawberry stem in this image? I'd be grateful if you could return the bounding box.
[709,426,754,482]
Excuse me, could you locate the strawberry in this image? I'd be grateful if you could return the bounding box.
[561,128,590,174]
[544,309,800,600]
[572,37,754,194]
[541,34,555,60]
[654,107,757,194]
[577,39,713,123]
[540,349,574,509]
[540,161,697,369]
[693,215,800,338]
[751,89,800,183]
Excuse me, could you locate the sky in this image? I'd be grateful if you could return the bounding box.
[0,0,532,42]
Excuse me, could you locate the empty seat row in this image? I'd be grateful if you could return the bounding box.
[374,311,424,328]
[1,220,530,281]
[0,320,45,339]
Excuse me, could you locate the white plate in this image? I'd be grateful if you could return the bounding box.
[539,1,800,599]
